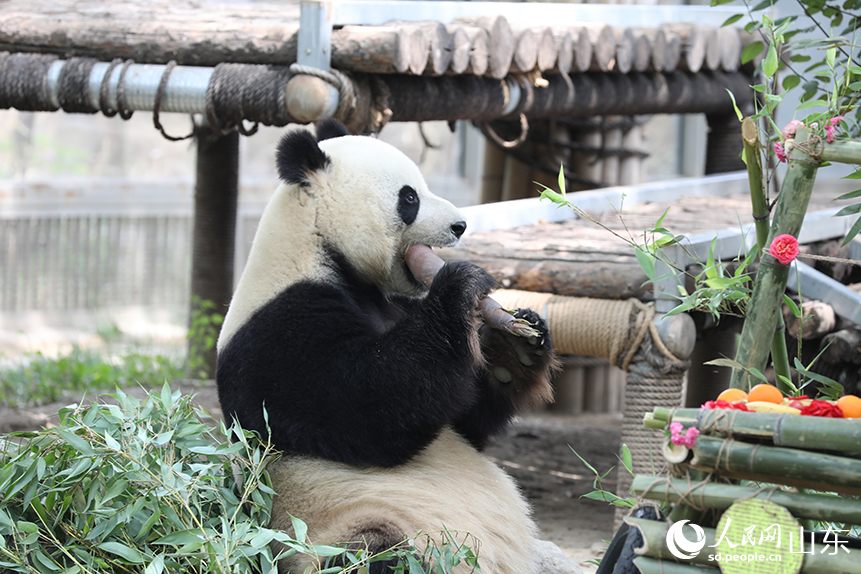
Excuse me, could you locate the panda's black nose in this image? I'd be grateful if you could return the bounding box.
[451,221,467,239]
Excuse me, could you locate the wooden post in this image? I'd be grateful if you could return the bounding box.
[585,23,616,72]
[452,15,513,79]
[480,142,506,203]
[189,123,238,379]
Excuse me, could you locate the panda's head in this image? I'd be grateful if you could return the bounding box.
[274,119,467,297]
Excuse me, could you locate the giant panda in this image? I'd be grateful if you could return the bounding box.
[216,119,559,574]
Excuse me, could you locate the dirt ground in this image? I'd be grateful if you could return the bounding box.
[0,379,620,573]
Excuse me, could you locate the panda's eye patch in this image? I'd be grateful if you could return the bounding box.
[398,186,420,225]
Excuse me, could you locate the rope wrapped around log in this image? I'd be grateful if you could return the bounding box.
[492,289,682,371]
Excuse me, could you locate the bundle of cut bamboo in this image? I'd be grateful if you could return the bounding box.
[621,406,861,572]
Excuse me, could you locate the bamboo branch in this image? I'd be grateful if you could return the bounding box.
[661,407,861,454]
[691,435,861,495]
[731,125,820,389]
[404,244,541,338]
[631,475,861,525]
[741,117,792,389]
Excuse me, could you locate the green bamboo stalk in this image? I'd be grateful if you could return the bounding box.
[667,407,861,454]
[742,117,793,390]
[631,475,861,525]
[819,139,861,164]
[691,435,861,494]
[633,557,720,574]
[628,517,861,573]
[731,125,820,389]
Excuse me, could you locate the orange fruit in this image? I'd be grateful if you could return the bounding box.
[717,388,748,403]
[747,383,783,404]
[836,395,861,418]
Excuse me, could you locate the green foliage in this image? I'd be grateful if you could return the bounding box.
[538,178,754,322]
[0,387,483,574]
[0,347,185,408]
[188,297,225,380]
[0,385,286,573]
[570,445,637,508]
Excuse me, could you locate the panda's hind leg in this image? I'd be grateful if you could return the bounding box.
[342,518,408,574]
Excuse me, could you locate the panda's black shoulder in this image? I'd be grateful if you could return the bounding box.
[275,129,330,187]
[316,118,350,141]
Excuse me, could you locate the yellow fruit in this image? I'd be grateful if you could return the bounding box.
[717,388,748,403]
[748,383,783,404]
[837,395,861,418]
[746,401,801,415]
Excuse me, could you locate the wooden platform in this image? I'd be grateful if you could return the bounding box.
[439,175,859,301]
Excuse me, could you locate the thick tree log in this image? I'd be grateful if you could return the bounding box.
[549,28,574,75]
[585,23,616,72]
[463,26,490,76]
[661,23,706,73]
[821,327,861,365]
[511,27,556,73]
[452,16,513,79]
[535,28,558,72]
[436,248,651,300]
[613,28,635,74]
[569,26,593,73]
[447,26,470,75]
[630,29,652,73]
[0,0,301,66]
[386,20,452,76]
[783,300,837,340]
[663,30,683,72]
[332,26,425,75]
[705,26,722,71]
[641,28,668,72]
[719,26,742,71]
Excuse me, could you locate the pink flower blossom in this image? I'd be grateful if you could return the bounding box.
[825,116,844,143]
[774,141,787,163]
[769,234,799,265]
[669,423,700,447]
[782,119,804,140]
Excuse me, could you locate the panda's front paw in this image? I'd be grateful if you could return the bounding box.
[428,261,496,318]
[511,308,552,353]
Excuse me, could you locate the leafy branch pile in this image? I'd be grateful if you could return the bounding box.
[0,386,482,574]
[0,385,291,573]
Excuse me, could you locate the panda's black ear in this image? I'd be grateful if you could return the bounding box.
[275,129,331,186]
[316,119,349,141]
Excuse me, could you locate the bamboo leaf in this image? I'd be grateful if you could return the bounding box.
[797,98,830,109]
[97,541,146,564]
[704,358,745,369]
[721,13,744,27]
[842,215,861,245]
[557,164,566,196]
[763,43,779,77]
[725,89,744,121]
[783,294,801,318]
[782,75,801,91]
[835,203,861,217]
[634,248,656,281]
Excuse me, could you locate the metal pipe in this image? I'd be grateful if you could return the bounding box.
[44,60,214,113]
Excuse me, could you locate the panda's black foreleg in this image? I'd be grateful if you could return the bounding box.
[453,308,558,450]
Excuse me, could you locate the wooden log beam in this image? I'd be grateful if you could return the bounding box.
[436,247,651,300]
[386,20,452,76]
[452,15,513,79]
[569,26,593,73]
[783,300,837,340]
[613,28,635,74]
[550,28,574,75]
[661,23,706,73]
[585,23,616,72]
[820,327,861,365]
[332,26,425,75]
[0,0,302,66]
